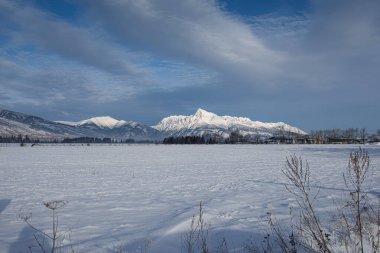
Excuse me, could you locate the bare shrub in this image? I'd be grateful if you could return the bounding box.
[183,202,210,253]
[339,148,379,253]
[20,200,73,253]
[275,148,379,253]
[283,155,332,253]
[245,212,298,253]
[216,237,229,253]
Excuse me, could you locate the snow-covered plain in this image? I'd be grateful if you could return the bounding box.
[0,144,379,253]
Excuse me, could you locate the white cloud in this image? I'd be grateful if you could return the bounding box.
[85,0,285,87]
[0,0,149,76]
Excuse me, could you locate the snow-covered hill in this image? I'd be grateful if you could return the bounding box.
[57,116,127,129]
[57,116,161,140]
[153,108,306,138]
[0,109,160,141]
[0,109,96,140]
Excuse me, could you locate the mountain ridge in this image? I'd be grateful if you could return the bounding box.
[153,108,306,139]
[0,108,160,141]
[0,108,306,141]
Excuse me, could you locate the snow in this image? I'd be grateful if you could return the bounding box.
[54,121,78,126]
[57,116,127,129]
[0,145,379,253]
[0,118,74,139]
[153,108,306,136]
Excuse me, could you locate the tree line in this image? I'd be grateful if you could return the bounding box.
[0,134,43,143]
[163,136,219,144]
[1,128,380,144]
[308,128,380,143]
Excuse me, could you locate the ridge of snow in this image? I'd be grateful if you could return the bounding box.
[55,121,78,126]
[153,108,306,135]
[57,116,128,129]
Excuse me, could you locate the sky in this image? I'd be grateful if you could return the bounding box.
[0,0,379,131]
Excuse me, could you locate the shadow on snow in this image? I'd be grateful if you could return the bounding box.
[0,199,11,214]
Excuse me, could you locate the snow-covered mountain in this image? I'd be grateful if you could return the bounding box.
[0,108,306,142]
[57,116,127,129]
[57,116,161,140]
[0,109,97,140]
[153,108,306,139]
[0,109,160,141]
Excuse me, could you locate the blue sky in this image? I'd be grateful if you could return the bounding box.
[0,0,379,132]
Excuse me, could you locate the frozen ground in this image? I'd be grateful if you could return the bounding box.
[0,144,379,253]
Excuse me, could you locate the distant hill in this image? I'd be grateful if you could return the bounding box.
[0,109,161,141]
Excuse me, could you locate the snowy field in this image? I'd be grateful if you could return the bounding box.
[0,144,379,253]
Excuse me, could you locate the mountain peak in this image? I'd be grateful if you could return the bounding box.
[194,108,216,118]
[77,116,127,129]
